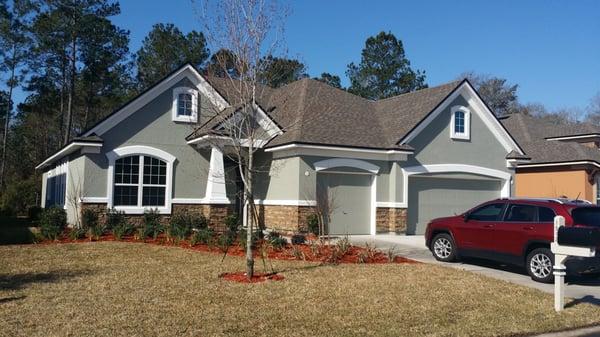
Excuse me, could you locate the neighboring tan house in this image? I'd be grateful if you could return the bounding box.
[502,113,600,204]
[37,63,526,235]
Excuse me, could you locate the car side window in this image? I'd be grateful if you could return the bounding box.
[504,204,536,222]
[468,203,505,221]
[538,206,556,222]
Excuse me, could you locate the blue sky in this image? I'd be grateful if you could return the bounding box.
[17,0,600,112]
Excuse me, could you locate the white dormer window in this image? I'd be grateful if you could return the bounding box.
[172,87,198,123]
[450,106,470,140]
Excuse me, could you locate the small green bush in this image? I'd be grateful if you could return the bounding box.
[105,208,126,230]
[307,213,319,235]
[267,231,287,250]
[224,214,240,234]
[112,222,134,240]
[238,228,261,250]
[68,227,87,240]
[39,207,67,240]
[81,209,99,229]
[190,228,214,246]
[217,233,235,253]
[168,211,207,241]
[139,208,164,239]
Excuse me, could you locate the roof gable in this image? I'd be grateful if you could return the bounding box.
[82,64,228,137]
[397,80,525,155]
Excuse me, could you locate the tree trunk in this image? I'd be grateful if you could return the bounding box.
[0,42,16,189]
[245,140,254,280]
[63,33,76,146]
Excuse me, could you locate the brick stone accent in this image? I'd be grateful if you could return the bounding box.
[376,207,407,234]
[80,203,234,231]
[256,205,315,234]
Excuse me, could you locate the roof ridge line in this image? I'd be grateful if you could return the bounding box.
[374,79,464,103]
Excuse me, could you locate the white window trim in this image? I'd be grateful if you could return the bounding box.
[106,146,176,214]
[450,105,470,140]
[172,87,198,123]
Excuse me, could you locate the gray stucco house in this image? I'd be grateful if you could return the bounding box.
[37,64,527,235]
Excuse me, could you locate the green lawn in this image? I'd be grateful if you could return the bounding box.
[1,242,599,337]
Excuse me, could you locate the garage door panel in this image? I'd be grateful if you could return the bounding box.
[408,177,501,235]
[317,173,371,235]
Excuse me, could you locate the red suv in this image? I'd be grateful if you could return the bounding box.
[425,198,600,283]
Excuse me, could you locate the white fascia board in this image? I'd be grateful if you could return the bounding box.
[83,65,229,137]
[36,142,103,170]
[516,161,600,169]
[187,134,268,148]
[264,143,412,161]
[253,199,316,206]
[400,82,525,156]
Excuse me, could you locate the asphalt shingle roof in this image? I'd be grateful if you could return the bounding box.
[190,77,463,151]
[501,113,600,164]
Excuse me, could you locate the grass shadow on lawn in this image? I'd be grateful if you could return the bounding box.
[0,269,93,291]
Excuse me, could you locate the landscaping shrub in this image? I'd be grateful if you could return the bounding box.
[224,214,239,234]
[27,206,43,222]
[168,211,207,241]
[291,234,306,245]
[306,213,319,235]
[217,233,235,253]
[68,227,87,240]
[39,207,67,240]
[266,231,287,250]
[238,228,260,250]
[105,208,126,230]
[190,228,214,246]
[81,209,99,229]
[1,178,38,216]
[112,222,134,240]
[138,208,164,240]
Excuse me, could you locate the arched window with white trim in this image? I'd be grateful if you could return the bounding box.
[107,146,175,214]
[450,106,471,140]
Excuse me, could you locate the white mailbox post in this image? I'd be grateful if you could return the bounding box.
[550,215,596,312]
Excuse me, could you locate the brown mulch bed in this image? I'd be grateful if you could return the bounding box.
[35,231,419,265]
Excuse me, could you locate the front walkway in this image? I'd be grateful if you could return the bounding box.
[348,235,600,306]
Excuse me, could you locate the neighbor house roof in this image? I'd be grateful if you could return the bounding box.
[190,76,465,151]
[501,113,600,166]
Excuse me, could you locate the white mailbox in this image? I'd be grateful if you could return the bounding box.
[551,215,596,312]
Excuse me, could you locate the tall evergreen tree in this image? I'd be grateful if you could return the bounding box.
[315,72,341,89]
[0,0,36,188]
[136,23,209,88]
[258,56,307,88]
[31,0,124,145]
[346,31,426,100]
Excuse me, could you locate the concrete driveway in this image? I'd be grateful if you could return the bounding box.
[349,234,600,306]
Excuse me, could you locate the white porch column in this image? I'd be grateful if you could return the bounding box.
[205,147,229,203]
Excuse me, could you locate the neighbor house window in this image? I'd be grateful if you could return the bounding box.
[450,106,470,140]
[107,146,175,214]
[113,155,167,207]
[172,87,198,123]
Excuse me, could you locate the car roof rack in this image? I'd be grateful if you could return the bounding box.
[499,197,592,205]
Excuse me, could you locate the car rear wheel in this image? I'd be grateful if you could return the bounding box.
[526,248,554,283]
[431,233,457,262]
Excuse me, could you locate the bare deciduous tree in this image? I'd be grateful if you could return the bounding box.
[195,0,289,279]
